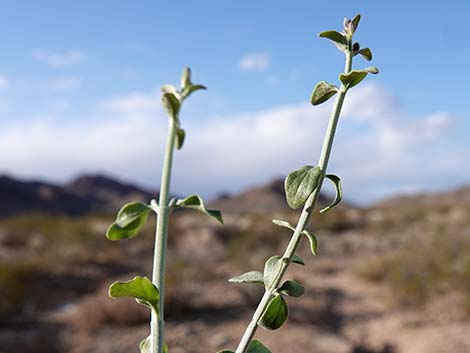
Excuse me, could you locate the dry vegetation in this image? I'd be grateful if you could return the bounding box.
[0,184,469,353]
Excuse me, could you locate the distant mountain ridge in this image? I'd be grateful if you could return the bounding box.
[1,173,468,218]
[0,174,156,218]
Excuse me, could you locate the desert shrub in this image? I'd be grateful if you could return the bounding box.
[358,232,470,310]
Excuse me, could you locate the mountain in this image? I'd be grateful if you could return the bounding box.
[0,174,156,218]
[65,175,157,212]
[2,172,467,218]
[372,185,470,209]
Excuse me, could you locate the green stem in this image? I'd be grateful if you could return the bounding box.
[234,51,353,353]
[151,118,177,353]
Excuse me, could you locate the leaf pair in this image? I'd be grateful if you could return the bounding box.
[310,66,378,106]
[318,14,361,52]
[229,255,304,331]
[272,219,318,256]
[161,67,206,119]
[228,255,283,290]
[260,273,304,330]
[339,66,379,88]
[106,195,222,241]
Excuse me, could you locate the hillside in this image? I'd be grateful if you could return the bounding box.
[0,176,468,353]
[0,174,156,217]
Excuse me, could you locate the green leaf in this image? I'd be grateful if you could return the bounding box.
[258,294,288,330]
[182,84,207,100]
[272,219,295,231]
[217,340,272,353]
[106,202,153,240]
[247,340,272,353]
[318,30,348,52]
[351,14,361,33]
[284,165,322,209]
[180,67,192,89]
[109,276,160,314]
[279,280,305,297]
[320,174,343,213]
[174,195,223,224]
[291,254,305,266]
[339,67,379,88]
[175,128,185,150]
[161,92,181,118]
[357,47,372,61]
[303,229,318,256]
[263,255,283,290]
[229,271,264,285]
[139,336,151,353]
[139,336,168,353]
[310,81,339,106]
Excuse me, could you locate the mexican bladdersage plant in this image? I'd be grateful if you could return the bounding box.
[105,68,223,353]
[219,15,378,353]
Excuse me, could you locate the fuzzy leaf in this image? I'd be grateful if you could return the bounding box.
[139,336,150,353]
[263,255,283,290]
[175,195,223,224]
[182,84,206,99]
[303,229,318,256]
[284,165,322,209]
[279,280,305,297]
[258,294,288,330]
[310,81,339,106]
[272,219,295,231]
[358,47,372,61]
[161,92,181,118]
[319,30,348,51]
[247,340,272,353]
[175,128,185,150]
[139,336,168,353]
[351,14,361,33]
[320,174,343,213]
[229,271,264,285]
[340,67,379,88]
[291,254,305,266]
[106,202,153,240]
[180,67,192,89]
[109,276,160,313]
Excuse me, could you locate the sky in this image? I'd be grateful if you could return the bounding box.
[0,1,469,203]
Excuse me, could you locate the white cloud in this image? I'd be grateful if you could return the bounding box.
[46,76,82,91]
[0,75,9,89]
[0,83,465,203]
[239,52,270,72]
[100,90,161,116]
[33,49,86,67]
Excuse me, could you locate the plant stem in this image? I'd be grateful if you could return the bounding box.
[151,118,177,353]
[234,51,353,353]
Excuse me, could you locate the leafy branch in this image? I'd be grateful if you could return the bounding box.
[220,14,378,353]
[105,68,222,353]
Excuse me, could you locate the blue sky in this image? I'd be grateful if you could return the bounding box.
[0,1,468,203]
